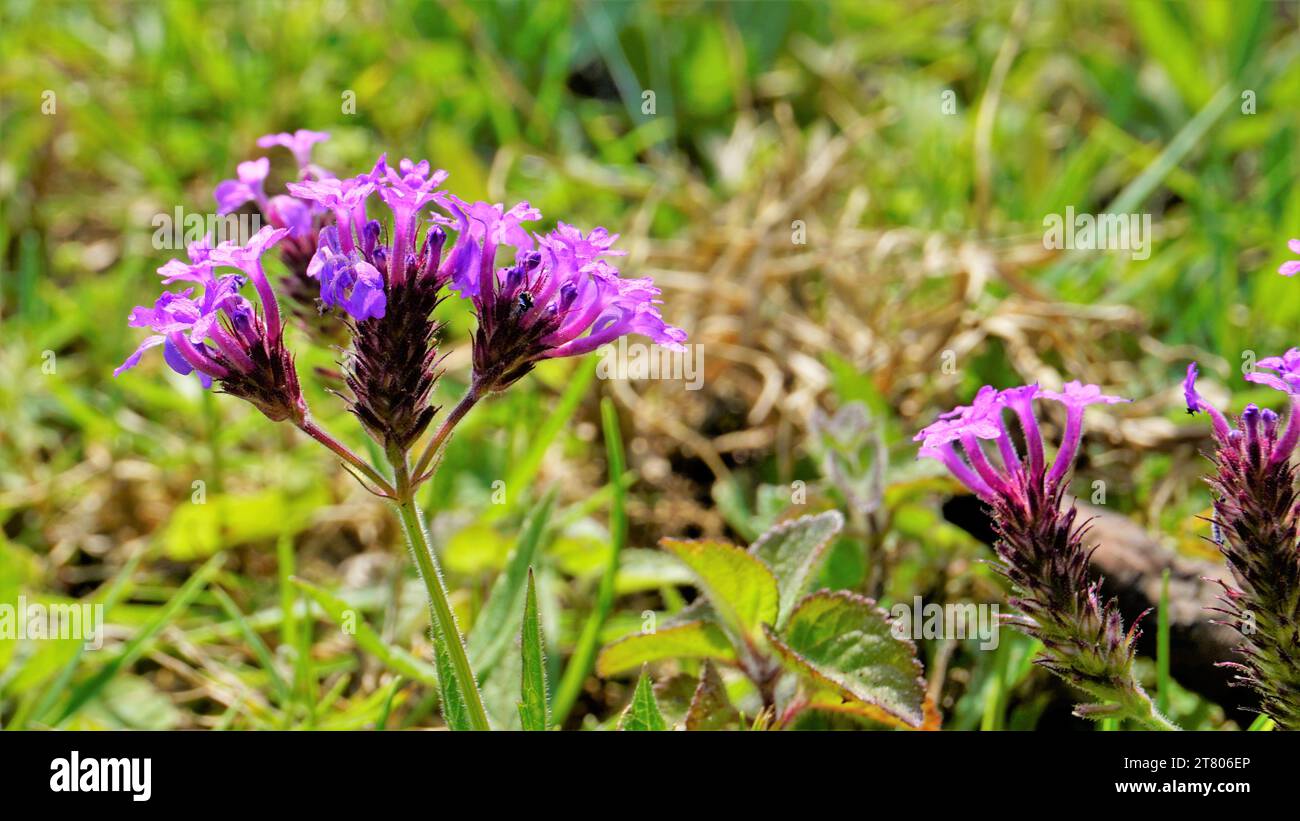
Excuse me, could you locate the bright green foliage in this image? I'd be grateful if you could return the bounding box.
[596,622,736,676]
[660,539,778,642]
[764,591,927,728]
[517,569,549,732]
[619,670,668,731]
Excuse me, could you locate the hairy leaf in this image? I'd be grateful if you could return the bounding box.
[518,569,549,731]
[749,510,844,628]
[661,538,778,640]
[765,591,926,728]
[685,660,741,731]
[619,670,668,731]
[596,621,736,677]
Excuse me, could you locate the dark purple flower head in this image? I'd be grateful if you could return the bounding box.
[444,205,686,391]
[1278,238,1300,277]
[916,381,1160,726]
[257,129,330,173]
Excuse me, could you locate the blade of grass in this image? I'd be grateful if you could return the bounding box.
[53,552,225,726]
[290,577,441,688]
[467,490,556,675]
[550,397,627,727]
[212,586,292,709]
[14,547,146,729]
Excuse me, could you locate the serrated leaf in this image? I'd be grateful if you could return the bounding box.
[596,621,736,677]
[749,511,844,628]
[661,538,778,640]
[518,569,548,732]
[619,670,668,731]
[685,660,741,731]
[764,591,926,728]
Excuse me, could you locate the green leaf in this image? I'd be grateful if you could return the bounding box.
[467,491,555,675]
[685,660,740,731]
[749,511,844,629]
[430,617,472,731]
[764,591,926,728]
[619,670,667,731]
[596,621,736,677]
[518,569,549,732]
[661,538,779,641]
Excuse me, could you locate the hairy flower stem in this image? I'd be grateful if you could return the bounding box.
[411,382,481,482]
[391,458,491,730]
[297,418,395,497]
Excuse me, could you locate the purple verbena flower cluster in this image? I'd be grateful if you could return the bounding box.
[117,132,687,468]
[914,382,1174,727]
[1185,357,1300,729]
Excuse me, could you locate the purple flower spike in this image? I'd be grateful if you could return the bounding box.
[214,158,271,215]
[1189,351,1300,727]
[1040,381,1129,487]
[915,385,1171,728]
[444,206,684,392]
[1278,238,1300,276]
[257,129,330,171]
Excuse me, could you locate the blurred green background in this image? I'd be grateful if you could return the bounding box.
[2,0,1299,729]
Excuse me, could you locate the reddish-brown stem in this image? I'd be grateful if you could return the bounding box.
[411,382,482,483]
[298,418,396,497]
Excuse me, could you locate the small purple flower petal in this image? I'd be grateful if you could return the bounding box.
[257,129,330,170]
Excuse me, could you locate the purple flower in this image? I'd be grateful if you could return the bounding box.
[372,156,449,285]
[214,158,270,215]
[917,381,1127,501]
[257,129,330,172]
[916,383,1165,727]
[1245,347,1300,396]
[287,174,375,255]
[307,225,387,321]
[119,225,305,422]
[451,212,686,391]
[438,196,541,297]
[1040,380,1129,487]
[1278,238,1300,276]
[209,225,289,340]
[1186,355,1300,728]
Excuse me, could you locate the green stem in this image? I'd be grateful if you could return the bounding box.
[393,485,491,731]
[411,383,481,482]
